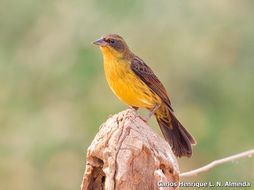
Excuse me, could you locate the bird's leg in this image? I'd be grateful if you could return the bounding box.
[129,106,139,111]
[139,104,160,123]
[148,104,160,119]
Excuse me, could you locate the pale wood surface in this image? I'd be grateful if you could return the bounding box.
[81,109,179,190]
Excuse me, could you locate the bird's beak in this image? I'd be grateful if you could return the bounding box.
[92,38,107,46]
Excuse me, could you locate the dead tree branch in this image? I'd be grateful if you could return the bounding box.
[180,149,254,178]
[81,108,254,189]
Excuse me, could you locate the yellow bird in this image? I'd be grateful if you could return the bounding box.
[93,34,196,157]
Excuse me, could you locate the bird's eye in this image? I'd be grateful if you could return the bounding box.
[104,38,115,44]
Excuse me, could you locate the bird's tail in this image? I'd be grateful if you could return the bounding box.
[155,104,196,157]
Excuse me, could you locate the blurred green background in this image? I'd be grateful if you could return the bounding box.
[0,0,254,189]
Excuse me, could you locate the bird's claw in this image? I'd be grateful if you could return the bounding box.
[138,115,149,123]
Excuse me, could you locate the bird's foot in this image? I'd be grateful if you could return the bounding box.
[138,115,149,123]
[138,104,161,123]
[129,106,138,110]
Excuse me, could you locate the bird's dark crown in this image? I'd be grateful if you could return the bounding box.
[104,34,124,41]
[102,34,127,53]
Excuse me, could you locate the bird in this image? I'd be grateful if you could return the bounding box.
[93,34,196,157]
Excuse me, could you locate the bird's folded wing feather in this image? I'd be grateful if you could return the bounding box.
[130,56,173,111]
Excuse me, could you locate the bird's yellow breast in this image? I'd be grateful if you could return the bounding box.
[102,52,160,109]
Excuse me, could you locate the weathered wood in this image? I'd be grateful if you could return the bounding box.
[81,109,179,190]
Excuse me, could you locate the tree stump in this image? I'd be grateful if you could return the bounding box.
[81,109,179,190]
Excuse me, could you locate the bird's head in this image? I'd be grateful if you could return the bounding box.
[93,34,130,59]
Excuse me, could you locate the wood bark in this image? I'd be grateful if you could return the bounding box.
[81,109,179,190]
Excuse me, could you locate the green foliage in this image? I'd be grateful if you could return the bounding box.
[0,0,253,189]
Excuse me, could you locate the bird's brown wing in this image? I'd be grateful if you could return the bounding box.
[131,56,173,111]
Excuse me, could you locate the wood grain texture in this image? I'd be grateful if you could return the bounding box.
[81,109,179,190]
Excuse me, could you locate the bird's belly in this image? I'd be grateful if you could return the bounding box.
[104,60,160,108]
[109,75,157,108]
